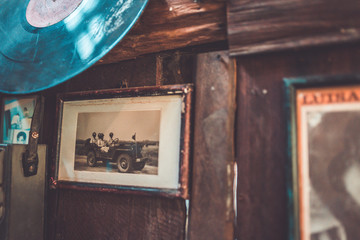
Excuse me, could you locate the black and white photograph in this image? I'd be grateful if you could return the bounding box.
[292,85,360,240]
[74,111,160,175]
[2,96,36,144]
[55,86,192,197]
[306,111,360,240]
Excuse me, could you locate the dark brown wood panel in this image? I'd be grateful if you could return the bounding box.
[188,51,236,240]
[54,190,185,240]
[155,51,195,86]
[236,43,360,240]
[99,0,227,64]
[228,0,360,56]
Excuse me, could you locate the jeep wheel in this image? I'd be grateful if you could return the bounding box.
[133,162,145,171]
[87,151,97,167]
[117,154,132,173]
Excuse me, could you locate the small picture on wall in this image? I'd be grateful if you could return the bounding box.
[54,85,192,199]
[286,76,360,240]
[74,110,160,175]
[2,96,36,144]
[12,130,30,144]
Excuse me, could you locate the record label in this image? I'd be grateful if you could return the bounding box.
[26,0,84,28]
[0,0,148,94]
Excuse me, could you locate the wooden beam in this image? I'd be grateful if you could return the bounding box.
[228,0,360,56]
[188,51,236,240]
[99,0,227,64]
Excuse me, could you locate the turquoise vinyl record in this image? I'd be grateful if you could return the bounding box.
[0,0,148,94]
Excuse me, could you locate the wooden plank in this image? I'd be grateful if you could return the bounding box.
[54,190,186,240]
[155,51,196,86]
[99,0,227,64]
[188,51,236,240]
[228,0,360,56]
[235,43,360,240]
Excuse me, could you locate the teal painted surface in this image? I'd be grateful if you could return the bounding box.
[283,77,307,240]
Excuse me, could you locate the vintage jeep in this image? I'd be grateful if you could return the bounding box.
[84,134,149,173]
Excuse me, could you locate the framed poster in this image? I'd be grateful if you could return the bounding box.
[285,76,360,240]
[52,84,193,199]
[1,96,37,144]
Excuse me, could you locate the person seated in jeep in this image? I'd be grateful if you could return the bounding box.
[107,132,115,146]
[97,133,109,153]
[97,133,105,146]
[106,132,120,146]
[90,132,97,144]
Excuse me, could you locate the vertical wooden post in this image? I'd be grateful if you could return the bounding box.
[156,55,164,86]
[188,51,236,240]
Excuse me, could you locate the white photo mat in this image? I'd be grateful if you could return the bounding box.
[57,95,182,190]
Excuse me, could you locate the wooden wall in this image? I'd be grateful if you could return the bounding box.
[37,44,235,239]
[228,1,360,239]
[48,0,360,238]
[235,43,360,240]
[42,53,190,240]
[0,0,232,239]
[4,0,360,239]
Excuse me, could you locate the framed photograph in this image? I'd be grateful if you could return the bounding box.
[1,96,37,144]
[52,85,193,198]
[285,75,360,240]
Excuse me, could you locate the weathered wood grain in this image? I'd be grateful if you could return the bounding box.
[235,43,360,240]
[99,0,227,64]
[54,190,186,240]
[188,51,236,240]
[228,0,360,56]
[155,51,195,86]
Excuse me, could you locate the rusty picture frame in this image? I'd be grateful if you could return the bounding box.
[51,84,193,199]
[285,75,360,240]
